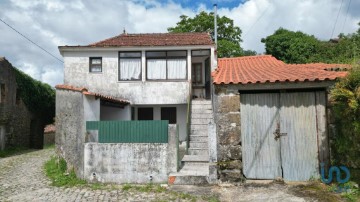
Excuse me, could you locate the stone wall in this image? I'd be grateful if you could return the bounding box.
[213,85,243,182]
[0,57,43,150]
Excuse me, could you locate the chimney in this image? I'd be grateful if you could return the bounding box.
[214,3,218,49]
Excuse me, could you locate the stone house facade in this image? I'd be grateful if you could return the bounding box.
[0,57,44,150]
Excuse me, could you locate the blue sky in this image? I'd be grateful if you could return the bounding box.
[0,0,359,86]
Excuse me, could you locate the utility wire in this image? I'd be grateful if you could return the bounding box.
[330,0,344,39]
[243,0,271,38]
[340,0,352,35]
[0,18,64,63]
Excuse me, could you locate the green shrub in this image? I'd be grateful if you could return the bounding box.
[330,65,360,168]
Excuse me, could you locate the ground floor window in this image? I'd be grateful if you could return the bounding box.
[138,107,153,120]
[161,107,177,124]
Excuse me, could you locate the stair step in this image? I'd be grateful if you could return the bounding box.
[189,141,208,148]
[182,155,209,162]
[168,175,209,185]
[191,113,213,119]
[191,124,208,129]
[191,109,213,114]
[192,100,212,104]
[190,135,208,141]
[191,104,212,110]
[191,118,212,125]
[188,148,208,155]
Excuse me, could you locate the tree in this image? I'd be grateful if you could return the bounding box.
[168,11,256,58]
[261,28,320,63]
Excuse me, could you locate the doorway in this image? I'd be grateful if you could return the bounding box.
[241,91,326,181]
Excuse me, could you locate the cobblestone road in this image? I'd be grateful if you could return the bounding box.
[0,148,333,201]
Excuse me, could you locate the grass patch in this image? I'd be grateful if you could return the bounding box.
[44,144,55,149]
[0,146,33,158]
[44,156,86,187]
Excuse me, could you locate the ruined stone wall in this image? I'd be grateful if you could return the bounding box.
[213,85,243,182]
[0,58,35,150]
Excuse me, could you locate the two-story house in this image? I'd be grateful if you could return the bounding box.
[56,32,216,180]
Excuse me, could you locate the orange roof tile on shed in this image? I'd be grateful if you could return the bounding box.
[55,84,130,105]
[60,32,214,48]
[212,55,349,85]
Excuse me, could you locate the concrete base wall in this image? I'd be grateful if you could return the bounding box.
[83,125,178,184]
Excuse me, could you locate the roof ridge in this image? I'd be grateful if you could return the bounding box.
[89,32,211,46]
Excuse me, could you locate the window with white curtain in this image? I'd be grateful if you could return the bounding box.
[146,51,187,80]
[167,59,186,79]
[119,52,141,81]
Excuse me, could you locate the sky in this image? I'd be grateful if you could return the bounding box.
[0,0,359,87]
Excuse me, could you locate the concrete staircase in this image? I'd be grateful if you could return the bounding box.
[169,100,213,185]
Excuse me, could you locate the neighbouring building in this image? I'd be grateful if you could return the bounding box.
[44,124,56,145]
[0,57,46,150]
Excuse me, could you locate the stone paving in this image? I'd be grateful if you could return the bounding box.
[0,148,330,202]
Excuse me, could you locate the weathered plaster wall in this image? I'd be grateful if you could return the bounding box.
[0,58,41,150]
[100,105,131,121]
[63,51,189,105]
[56,89,86,177]
[213,85,243,182]
[83,125,178,183]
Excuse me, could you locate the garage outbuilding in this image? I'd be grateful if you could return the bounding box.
[211,55,348,182]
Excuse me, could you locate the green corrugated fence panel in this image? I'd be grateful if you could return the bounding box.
[86,120,169,143]
[86,121,99,130]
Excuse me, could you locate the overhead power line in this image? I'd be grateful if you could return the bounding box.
[0,18,63,63]
[330,0,344,39]
[341,0,352,35]
[243,0,272,38]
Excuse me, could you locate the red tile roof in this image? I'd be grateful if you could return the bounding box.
[212,55,349,85]
[44,124,56,133]
[61,32,214,48]
[55,84,130,105]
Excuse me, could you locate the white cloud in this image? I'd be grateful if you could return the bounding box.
[0,0,359,87]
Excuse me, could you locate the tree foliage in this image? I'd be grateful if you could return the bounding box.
[330,65,360,168]
[14,68,55,125]
[168,11,256,58]
[262,25,360,64]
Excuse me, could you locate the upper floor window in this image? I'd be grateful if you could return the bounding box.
[119,52,141,81]
[89,57,102,73]
[146,51,187,80]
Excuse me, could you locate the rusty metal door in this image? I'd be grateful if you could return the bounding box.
[241,93,282,179]
[241,91,321,181]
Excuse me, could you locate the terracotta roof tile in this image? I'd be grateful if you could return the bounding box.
[61,33,214,48]
[55,84,130,105]
[44,124,55,133]
[212,55,349,85]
